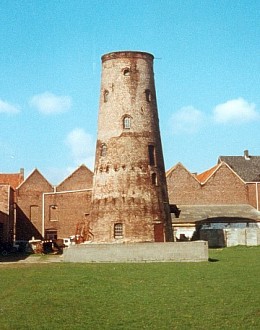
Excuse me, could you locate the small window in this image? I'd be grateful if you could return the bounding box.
[45,230,57,240]
[49,205,58,221]
[114,223,123,238]
[101,144,107,157]
[145,89,152,102]
[148,145,156,166]
[123,68,130,76]
[123,116,131,129]
[151,173,157,185]
[104,90,109,102]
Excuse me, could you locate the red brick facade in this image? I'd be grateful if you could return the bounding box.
[15,165,93,241]
[167,162,249,206]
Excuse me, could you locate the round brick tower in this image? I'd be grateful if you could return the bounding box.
[91,51,173,243]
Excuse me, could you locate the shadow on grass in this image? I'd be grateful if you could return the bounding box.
[0,253,30,263]
[208,258,219,262]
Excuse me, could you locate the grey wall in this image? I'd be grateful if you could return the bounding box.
[63,241,208,263]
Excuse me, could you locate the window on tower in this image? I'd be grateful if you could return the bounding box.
[123,67,130,76]
[123,116,131,129]
[101,144,107,157]
[104,90,109,102]
[145,89,152,102]
[148,144,156,166]
[151,172,157,185]
[114,223,123,238]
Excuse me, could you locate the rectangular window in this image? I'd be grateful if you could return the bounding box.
[49,205,58,221]
[148,145,156,166]
[114,223,123,238]
[123,117,131,129]
[45,230,57,240]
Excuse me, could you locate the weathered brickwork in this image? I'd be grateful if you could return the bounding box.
[56,165,93,191]
[167,163,201,205]
[200,163,248,204]
[91,51,173,242]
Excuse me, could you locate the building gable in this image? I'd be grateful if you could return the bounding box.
[0,169,24,189]
[200,162,248,204]
[56,165,93,191]
[219,151,260,182]
[166,162,201,204]
[17,169,53,194]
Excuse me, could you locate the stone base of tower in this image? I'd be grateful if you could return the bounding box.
[63,241,208,263]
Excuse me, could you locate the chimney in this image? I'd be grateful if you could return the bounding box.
[20,168,24,179]
[244,150,250,160]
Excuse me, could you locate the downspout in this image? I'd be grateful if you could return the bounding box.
[247,182,259,211]
[256,182,259,211]
[7,186,10,242]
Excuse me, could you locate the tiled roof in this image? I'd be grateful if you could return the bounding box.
[218,155,260,182]
[196,164,219,183]
[0,173,24,189]
[171,204,260,223]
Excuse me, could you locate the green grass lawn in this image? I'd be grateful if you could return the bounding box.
[0,246,259,329]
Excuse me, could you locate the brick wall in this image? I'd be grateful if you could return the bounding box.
[247,183,260,210]
[167,162,248,205]
[16,170,53,240]
[0,185,15,242]
[16,168,93,241]
[56,165,93,191]
[167,163,201,204]
[44,190,92,239]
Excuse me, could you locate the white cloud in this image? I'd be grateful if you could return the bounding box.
[0,99,20,114]
[170,106,205,134]
[65,128,95,169]
[29,92,72,115]
[213,98,259,124]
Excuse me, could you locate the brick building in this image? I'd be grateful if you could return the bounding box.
[0,169,24,243]
[167,151,260,245]
[15,165,93,242]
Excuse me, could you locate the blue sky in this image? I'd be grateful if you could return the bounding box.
[0,0,259,184]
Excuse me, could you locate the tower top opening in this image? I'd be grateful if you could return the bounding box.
[101,51,154,63]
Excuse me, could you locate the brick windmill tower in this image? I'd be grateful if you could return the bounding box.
[91,51,173,243]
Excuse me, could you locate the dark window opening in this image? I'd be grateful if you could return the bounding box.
[101,144,107,157]
[145,89,152,102]
[45,230,57,240]
[104,90,109,102]
[148,145,156,166]
[114,223,123,238]
[123,68,130,76]
[151,173,157,185]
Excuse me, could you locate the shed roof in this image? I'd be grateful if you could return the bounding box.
[171,204,260,223]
